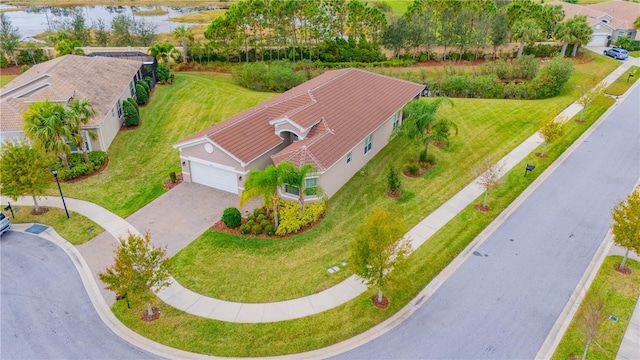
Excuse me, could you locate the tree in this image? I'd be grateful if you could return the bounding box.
[615,35,632,50]
[575,77,605,122]
[111,14,135,47]
[396,98,454,160]
[133,19,158,47]
[491,10,509,59]
[240,162,289,228]
[567,16,592,57]
[554,21,572,57]
[99,232,171,317]
[635,16,640,30]
[349,208,411,304]
[611,189,640,271]
[538,118,566,157]
[577,286,607,360]
[68,11,92,46]
[0,13,20,65]
[149,43,176,64]
[23,100,72,168]
[65,99,97,164]
[511,18,540,58]
[281,162,321,217]
[387,166,401,195]
[473,159,505,210]
[92,19,110,47]
[0,139,53,213]
[173,25,194,64]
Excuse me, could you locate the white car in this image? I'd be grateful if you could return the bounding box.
[0,212,11,236]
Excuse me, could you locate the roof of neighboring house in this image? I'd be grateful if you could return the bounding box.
[0,55,141,133]
[176,68,424,171]
[587,0,640,30]
[549,1,609,27]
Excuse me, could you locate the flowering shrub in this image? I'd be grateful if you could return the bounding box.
[275,200,325,235]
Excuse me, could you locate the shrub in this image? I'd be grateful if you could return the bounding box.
[405,164,420,175]
[260,220,270,228]
[20,65,29,73]
[256,214,266,223]
[0,56,8,68]
[17,49,48,65]
[533,56,573,99]
[88,151,107,168]
[387,166,401,193]
[123,99,140,126]
[156,65,171,83]
[58,163,93,181]
[253,207,265,217]
[251,224,263,235]
[247,214,255,223]
[275,200,325,235]
[246,219,255,227]
[419,151,437,165]
[135,84,149,104]
[136,80,151,95]
[264,224,275,236]
[222,207,242,228]
[232,60,307,92]
[169,171,177,183]
[126,98,140,118]
[239,224,251,234]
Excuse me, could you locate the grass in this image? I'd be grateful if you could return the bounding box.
[132,9,169,16]
[0,74,17,87]
[170,9,226,23]
[168,55,619,303]
[630,51,640,58]
[1,204,104,245]
[4,0,232,5]
[552,257,640,360]
[605,66,639,96]
[59,73,276,218]
[113,86,617,357]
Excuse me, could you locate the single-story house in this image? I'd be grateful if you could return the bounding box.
[551,0,640,47]
[86,51,158,87]
[0,54,146,151]
[173,68,424,199]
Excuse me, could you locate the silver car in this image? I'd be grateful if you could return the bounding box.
[0,212,11,236]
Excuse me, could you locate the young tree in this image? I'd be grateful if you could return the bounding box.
[0,139,53,213]
[349,208,411,305]
[148,42,176,64]
[538,118,566,157]
[577,286,607,360]
[173,25,194,64]
[65,99,97,163]
[99,232,171,318]
[23,100,72,168]
[240,162,289,228]
[0,13,20,65]
[387,166,401,196]
[473,159,505,210]
[611,189,640,272]
[92,19,110,47]
[396,98,454,160]
[575,77,605,122]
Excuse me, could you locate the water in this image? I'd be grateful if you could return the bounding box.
[2,5,217,41]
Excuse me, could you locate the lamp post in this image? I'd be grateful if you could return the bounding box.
[51,168,70,219]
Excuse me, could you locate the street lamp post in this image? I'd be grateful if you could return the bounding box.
[51,168,70,219]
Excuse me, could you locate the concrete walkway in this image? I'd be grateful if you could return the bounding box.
[2,57,638,326]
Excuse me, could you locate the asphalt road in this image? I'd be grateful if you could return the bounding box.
[1,231,163,360]
[335,85,640,359]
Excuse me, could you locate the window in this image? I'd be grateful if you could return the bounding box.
[284,177,318,196]
[393,111,401,129]
[347,152,352,164]
[117,99,123,118]
[619,31,625,37]
[65,131,91,152]
[364,135,373,154]
[629,32,634,37]
[129,81,135,97]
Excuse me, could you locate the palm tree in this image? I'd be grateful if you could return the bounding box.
[240,162,288,228]
[396,98,453,160]
[23,100,72,168]
[567,16,592,57]
[65,99,97,164]
[148,43,176,64]
[554,21,571,57]
[280,162,321,217]
[173,25,194,64]
[511,18,540,58]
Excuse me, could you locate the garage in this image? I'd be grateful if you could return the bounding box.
[588,33,609,47]
[190,161,238,194]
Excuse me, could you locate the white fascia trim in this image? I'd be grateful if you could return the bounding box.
[269,117,306,133]
[186,156,238,172]
[0,74,51,98]
[175,138,247,167]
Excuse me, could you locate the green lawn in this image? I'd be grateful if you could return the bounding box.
[169,56,619,303]
[630,51,640,58]
[60,73,276,217]
[113,90,617,357]
[0,75,17,87]
[2,204,103,245]
[606,66,639,96]
[553,257,640,360]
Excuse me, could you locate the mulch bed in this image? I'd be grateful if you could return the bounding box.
[371,295,390,309]
[474,204,491,212]
[0,65,22,76]
[432,141,447,148]
[211,210,325,239]
[163,174,183,190]
[535,152,548,159]
[120,118,143,131]
[30,207,49,215]
[614,263,632,275]
[140,307,161,322]
[403,163,436,178]
[60,157,110,184]
[385,190,402,198]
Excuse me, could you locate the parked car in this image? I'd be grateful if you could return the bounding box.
[603,47,629,60]
[0,212,11,236]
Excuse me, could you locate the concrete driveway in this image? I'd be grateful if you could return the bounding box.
[1,231,162,360]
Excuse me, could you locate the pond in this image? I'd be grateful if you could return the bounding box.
[2,4,217,40]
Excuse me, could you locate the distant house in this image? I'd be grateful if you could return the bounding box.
[174,68,424,199]
[0,55,145,151]
[552,0,640,47]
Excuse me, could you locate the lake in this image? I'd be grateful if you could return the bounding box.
[1,4,216,41]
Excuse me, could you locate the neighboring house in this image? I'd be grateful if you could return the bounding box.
[174,68,424,199]
[87,51,158,87]
[0,54,144,151]
[552,0,640,47]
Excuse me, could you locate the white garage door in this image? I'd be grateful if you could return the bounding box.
[190,161,238,194]
[588,33,608,47]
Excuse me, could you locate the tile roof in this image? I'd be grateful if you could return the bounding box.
[176,68,424,170]
[549,1,609,27]
[0,55,141,132]
[587,0,640,30]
